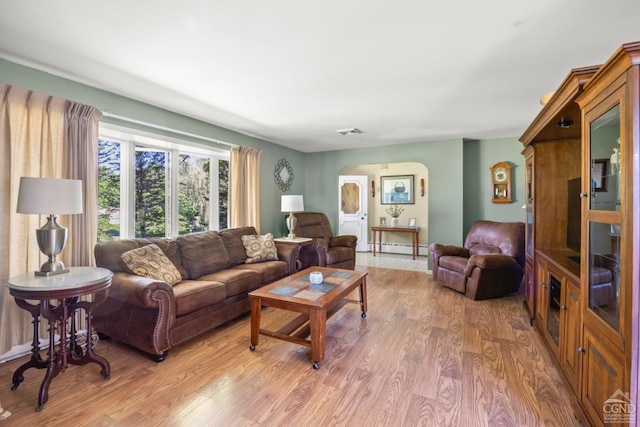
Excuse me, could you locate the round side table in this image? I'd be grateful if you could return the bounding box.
[7,267,113,412]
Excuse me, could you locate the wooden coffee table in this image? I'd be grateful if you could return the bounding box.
[249,267,367,369]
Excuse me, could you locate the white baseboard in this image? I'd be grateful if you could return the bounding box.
[366,242,428,256]
[0,330,88,365]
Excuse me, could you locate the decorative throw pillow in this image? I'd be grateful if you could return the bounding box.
[241,233,278,264]
[121,243,182,286]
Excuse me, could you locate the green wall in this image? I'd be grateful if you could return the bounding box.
[304,137,526,253]
[303,139,466,248]
[1,58,526,253]
[0,58,305,234]
[463,137,526,235]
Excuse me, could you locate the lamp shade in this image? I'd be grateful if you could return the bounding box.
[281,195,304,213]
[17,177,83,215]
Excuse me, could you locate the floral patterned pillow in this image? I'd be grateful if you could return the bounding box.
[241,233,278,264]
[121,243,182,286]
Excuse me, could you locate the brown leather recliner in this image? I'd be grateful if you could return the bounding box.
[291,212,357,270]
[429,220,525,300]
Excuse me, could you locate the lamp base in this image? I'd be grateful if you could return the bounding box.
[286,212,298,239]
[35,215,69,276]
[35,267,70,277]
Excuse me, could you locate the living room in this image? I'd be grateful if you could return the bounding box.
[2,2,640,425]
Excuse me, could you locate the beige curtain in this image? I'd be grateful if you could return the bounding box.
[229,146,262,231]
[63,101,101,267]
[0,84,101,356]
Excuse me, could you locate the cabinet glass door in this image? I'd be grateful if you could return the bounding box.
[525,158,534,258]
[587,101,622,332]
[588,221,621,331]
[547,273,562,346]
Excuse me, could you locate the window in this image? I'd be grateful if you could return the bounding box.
[98,124,229,241]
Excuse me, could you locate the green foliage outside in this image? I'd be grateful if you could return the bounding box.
[97,139,229,241]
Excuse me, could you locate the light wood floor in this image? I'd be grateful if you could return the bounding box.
[0,267,580,426]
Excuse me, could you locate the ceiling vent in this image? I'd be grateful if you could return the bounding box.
[337,128,363,136]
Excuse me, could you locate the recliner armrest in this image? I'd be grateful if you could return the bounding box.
[329,235,357,249]
[429,243,469,261]
[464,254,518,276]
[310,237,329,252]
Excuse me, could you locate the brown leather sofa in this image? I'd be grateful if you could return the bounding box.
[429,220,525,300]
[93,227,297,361]
[291,212,357,270]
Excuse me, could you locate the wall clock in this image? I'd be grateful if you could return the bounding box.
[274,158,294,191]
[490,161,512,203]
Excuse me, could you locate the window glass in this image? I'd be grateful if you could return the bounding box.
[97,125,229,241]
[179,153,209,235]
[98,139,121,240]
[135,147,167,238]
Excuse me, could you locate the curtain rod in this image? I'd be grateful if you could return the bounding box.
[101,112,236,148]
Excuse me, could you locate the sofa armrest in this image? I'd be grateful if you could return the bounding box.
[464,254,518,276]
[329,235,357,249]
[275,244,300,274]
[105,272,176,309]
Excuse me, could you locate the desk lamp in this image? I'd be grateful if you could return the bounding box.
[17,177,83,276]
[281,195,304,239]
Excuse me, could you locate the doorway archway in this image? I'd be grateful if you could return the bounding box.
[340,162,428,256]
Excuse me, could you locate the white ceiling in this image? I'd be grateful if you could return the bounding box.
[1,1,639,153]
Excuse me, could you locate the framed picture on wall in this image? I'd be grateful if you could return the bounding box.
[381,175,414,204]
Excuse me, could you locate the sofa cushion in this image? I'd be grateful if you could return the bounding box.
[172,280,227,316]
[121,244,182,286]
[220,226,257,265]
[176,231,230,279]
[198,269,262,297]
[242,233,278,264]
[95,237,188,279]
[230,261,288,284]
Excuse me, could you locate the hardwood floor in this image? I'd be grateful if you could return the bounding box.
[0,267,579,426]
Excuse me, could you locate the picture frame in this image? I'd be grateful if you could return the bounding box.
[380,217,386,225]
[408,218,416,227]
[381,175,414,205]
[591,159,609,192]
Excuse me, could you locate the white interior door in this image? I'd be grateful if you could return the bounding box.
[338,175,368,252]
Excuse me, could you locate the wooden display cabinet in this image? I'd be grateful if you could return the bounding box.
[520,42,640,426]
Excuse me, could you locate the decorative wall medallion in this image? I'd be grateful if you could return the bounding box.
[274,158,294,191]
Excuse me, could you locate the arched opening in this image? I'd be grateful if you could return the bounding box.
[340,161,428,256]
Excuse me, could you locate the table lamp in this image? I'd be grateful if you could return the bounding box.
[281,195,304,239]
[17,177,83,276]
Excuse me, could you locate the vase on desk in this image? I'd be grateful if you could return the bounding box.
[390,217,399,226]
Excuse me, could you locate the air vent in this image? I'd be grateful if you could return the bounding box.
[337,128,363,136]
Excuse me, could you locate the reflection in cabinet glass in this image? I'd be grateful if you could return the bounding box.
[589,104,620,212]
[589,221,621,332]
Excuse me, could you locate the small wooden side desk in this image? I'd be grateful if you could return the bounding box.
[371,225,421,259]
[7,267,112,412]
